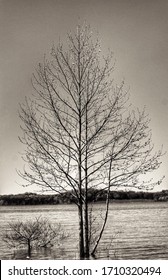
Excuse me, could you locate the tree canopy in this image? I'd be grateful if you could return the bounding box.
[18,24,163,258]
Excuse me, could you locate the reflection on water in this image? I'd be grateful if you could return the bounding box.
[0,202,168,259]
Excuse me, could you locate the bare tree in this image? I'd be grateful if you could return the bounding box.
[18,24,163,259]
[3,217,66,258]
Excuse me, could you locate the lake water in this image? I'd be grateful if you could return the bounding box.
[0,201,168,260]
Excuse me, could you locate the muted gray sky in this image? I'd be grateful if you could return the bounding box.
[0,0,168,194]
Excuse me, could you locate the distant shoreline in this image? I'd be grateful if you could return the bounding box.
[0,190,168,206]
[0,199,167,207]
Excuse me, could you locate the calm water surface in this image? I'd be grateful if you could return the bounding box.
[0,202,167,259]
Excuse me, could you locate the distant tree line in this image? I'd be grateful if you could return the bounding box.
[0,189,168,206]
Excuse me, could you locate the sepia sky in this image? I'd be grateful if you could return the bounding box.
[0,0,168,194]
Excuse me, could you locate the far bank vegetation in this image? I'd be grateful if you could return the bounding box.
[0,189,168,206]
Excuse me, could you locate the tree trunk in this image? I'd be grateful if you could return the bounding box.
[91,189,110,257]
[84,193,89,258]
[91,159,112,257]
[84,146,89,258]
[84,90,89,259]
[27,239,31,258]
[78,204,85,259]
